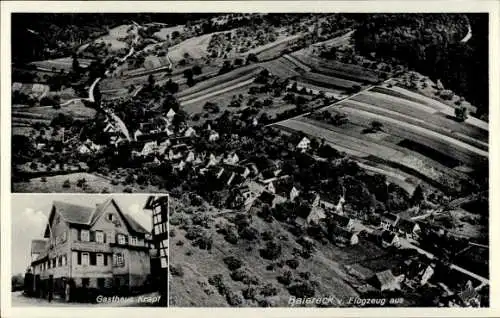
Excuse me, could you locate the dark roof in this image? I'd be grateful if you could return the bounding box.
[260,168,278,180]
[223,163,249,176]
[331,226,354,239]
[458,286,479,304]
[398,218,418,233]
[123,214,149,234]
[139,122,155,132]
[258,191,275,205]
[53,201,94,224]
[331,213,352,227]
[46,199,149,237]
[274,180,295,198]
[382,213,399,222]
[31,239,47,254]
[381,230,398,243]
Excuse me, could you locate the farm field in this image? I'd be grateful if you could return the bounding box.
[12,103,97,127]
[177,64,263,99]
[29,57,93,72]
[293,51,381,84]
[300,71,363,91]
[88,24,133,52]
[290,81,347,100]
[153,25,185,41]
[261,57,302,79]
[338,99,488,151]
[167,32,215,63]
[274,117,466,190]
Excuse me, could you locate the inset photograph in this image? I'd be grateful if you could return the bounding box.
[11,194,169,307]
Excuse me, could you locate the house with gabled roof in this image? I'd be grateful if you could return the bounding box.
[296,137,311,152]
[397,218,421,240]
[371,269,405,291]
[331,213,354,231]
[331,225,359,246]
[29,198,151,300]
[184,127,196,138]
[381,212,400,230]
[380,230,400,248]
[208,130,220,142]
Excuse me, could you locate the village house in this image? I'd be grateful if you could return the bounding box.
[183,127,197,138]
[296,137,311,152]
[397,218,421,240]
[223,153,240,165]
[380,230,401,248]
[371,269,405,291]
[331,225,359,246]
[29,199,151,301]
[208,130,220,142]
[402,258,435,287]
[331,213,355,231]
[380,212,400,230]
[257,191,277,208]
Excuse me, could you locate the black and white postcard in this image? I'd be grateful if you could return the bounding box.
[1,1,499,317]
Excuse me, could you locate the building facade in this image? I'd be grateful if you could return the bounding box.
[29,198,151,301]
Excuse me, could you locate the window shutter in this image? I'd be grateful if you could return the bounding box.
[104,254,108,266]
[77,252,81,265]
[78,229,81,241]
[116,233,120,244]
[90,231,95,242]
[103,232,107,243]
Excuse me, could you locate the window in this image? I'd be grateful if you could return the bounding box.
[97,253,104,266]
[62,230,67,242]
[107,231,114,244]
[160,249,165,257]
[154,224,161,235]
[108,214,114,222]
[117,234,126,245]
[58,256,62,267]
[113,253,124,267]
[90,253,96,266]
[52,258,56,268]
[97,278,105,289]
[96,231,104,243]
[77,251,82,265]
[130,236,137,246]
[82,252,89,266]
[104,254,108,266]
[160,258,167,268]
[81,230,90,242]
[62,254,67,266]
[153,214,161,224]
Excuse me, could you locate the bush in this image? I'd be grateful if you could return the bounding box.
[169,229,176,237]
[185,226,203,240]
[123,187,133,193]
[277,270,293,286]
[230,268,259,285]
[288,282,316,298]
[208,274,229,296]
[223,256,243,271]
[40,177,47,182]
[242,287,257,300]
[169,264,184,277]
[62,179,71,188]
[239,226,259,241]
[176,240,184,246]
[285,259,300,269]
[226,291,243,306]
[194,234,213,250]
[260,241,282,260]
[224,229,239,245]
[260,283,278,297]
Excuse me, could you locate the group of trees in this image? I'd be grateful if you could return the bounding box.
[352,13,488,117]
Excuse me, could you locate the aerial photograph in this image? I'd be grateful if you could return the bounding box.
[10,12,489,307]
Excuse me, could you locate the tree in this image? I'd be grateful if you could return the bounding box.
[455,106,468,122]
[192,65,202,75]
[72,54,81,74]
[247,53,258,63]
[411,185,425,206]
[371,121,383,132]
[147,74,155,88]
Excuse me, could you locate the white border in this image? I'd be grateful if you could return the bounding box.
[1,1,499,317]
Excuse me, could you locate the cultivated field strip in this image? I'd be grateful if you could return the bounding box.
[261,57,302,78]
[337,100,488,151]
[301,71,362,90]
[275,118,464,184]
[334,106,488,167]
[295,53,380,83]
[382,85,489,132]
[180,78,255,107]
[297,117,466,180]
[282,54,312,72]
[177,65,262,98]
[348,91,488,142]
